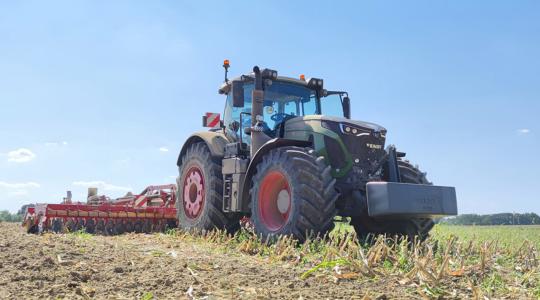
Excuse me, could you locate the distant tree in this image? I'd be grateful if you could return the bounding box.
[0,210,23,222]
[17,204,34,216]
[440,213,540,225]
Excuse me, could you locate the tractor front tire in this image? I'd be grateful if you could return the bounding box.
[177,142,240,233]
[250,146,338,242]
[351,160,435,243]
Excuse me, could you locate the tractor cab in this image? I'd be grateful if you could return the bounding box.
[219,73,350,145]
[179,61,457,243]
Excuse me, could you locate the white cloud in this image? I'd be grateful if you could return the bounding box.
[114,158,131,165]
[72,181,132,192]
[45,141,68,147]
[159,147,169,152]
[0,181,40,198]
[7,148,36,163]
[165,175,178,183]
[517,129,531,135]
[0,181,41,189]
[8,190,29,197]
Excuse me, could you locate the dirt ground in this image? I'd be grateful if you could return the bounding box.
[0,222,414,299]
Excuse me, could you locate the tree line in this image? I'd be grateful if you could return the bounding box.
[0,210,23,223]
[2,209,539,225]
[440,213,540,225]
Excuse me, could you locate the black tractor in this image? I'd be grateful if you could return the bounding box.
[176,61,457,241]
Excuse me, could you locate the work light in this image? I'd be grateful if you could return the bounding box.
[261,68,278,80]
[308,78,324,89]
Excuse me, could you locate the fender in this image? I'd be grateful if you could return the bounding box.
[177,131,230,166]
[238,138,312,213]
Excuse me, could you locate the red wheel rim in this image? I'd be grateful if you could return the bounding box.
[183,166,205,219]
[258,170,291,231]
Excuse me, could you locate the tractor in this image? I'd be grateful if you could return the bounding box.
[176,61,457,242]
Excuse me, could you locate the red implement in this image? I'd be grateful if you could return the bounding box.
[23,184,177,234]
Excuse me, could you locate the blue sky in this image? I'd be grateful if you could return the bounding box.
[0,1,538,214]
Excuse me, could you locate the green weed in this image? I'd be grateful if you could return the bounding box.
[71,228,92,240]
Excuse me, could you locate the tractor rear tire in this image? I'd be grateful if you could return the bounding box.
[351,160,435,243]
[250,146,338,242]
[177,142,240,233]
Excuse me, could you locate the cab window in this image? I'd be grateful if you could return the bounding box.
[224,84,253,143]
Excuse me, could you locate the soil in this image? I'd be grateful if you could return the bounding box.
[0,222,409,299]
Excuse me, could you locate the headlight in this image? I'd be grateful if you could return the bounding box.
[339,123,369,136]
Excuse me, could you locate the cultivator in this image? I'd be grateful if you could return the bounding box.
[22,185,178,235]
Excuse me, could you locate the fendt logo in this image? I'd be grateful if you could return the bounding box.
[366,143,382,149]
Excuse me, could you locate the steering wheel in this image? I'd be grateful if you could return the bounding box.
[270,113,289,123]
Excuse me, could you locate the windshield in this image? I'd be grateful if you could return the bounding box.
[262,82,346,125]
[223,81,347,142]
[262,81,318,129]
[320,93,346,118]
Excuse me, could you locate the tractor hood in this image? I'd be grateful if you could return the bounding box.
[286,115,387,134]
[283,114,388,180]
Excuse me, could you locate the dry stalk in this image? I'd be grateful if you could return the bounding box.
[415,258,438,284]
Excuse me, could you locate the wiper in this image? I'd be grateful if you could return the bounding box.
[325,91,348,97]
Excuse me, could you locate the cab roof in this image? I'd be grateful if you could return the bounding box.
[218,74,311,95]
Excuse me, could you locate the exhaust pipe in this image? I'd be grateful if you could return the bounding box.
[66,191,72,204]
[250,66,265,155]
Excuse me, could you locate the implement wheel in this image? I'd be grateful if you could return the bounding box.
[177,142,240,233]
[96,220,105,234]
[115,220,126,234]
[65,218,76,232]
[74,219,84,231]
[104,220,114,235]
[142,220,152,233]
[85,219,96,234]
[25,218,38,234]
[250,146,338,242]
[351,160,435,243]
[52,218,63,233]
[125,220,134,233]
[134,220,143,233]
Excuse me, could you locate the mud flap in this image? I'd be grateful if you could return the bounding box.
[366,182,457,218]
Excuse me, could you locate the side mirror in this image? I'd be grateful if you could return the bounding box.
[229,121,240,133]
[342,96,351,119]
[231,80,244,107]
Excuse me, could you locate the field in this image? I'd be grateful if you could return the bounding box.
[0,222,538,299]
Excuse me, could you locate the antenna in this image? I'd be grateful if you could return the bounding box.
[223,59,230,83]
